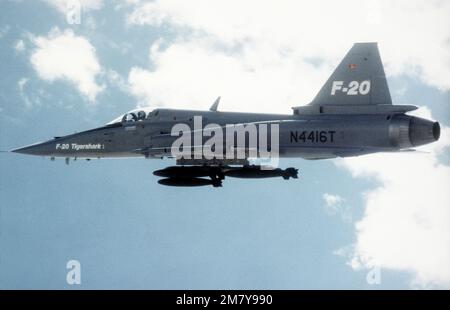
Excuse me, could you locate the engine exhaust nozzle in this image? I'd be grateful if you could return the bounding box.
[409,117,440,147]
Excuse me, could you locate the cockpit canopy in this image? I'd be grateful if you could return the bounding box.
[107,107,155,124]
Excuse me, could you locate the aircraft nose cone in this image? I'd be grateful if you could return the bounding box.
[11,141,52,156]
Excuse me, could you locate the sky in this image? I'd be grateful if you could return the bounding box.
[0,0,449,289]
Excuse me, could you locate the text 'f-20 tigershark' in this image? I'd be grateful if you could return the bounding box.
[12,43,440,187]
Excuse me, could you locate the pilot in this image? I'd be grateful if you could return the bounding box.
[122,113,138,122]
[137,111,146,120]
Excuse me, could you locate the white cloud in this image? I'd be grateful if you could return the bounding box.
[126,0,450,112]
[323,193,344,209]
[335,107,450,288]
[323,193,352,222]
[44,0,103,13]
[107,69,130,93]
[14,39,25,53]
[18,78,28,91]
[18,78,32,108]
[30,28,104,102]
[128,38,327,112]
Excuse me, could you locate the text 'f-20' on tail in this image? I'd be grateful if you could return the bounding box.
[310,42,392,106]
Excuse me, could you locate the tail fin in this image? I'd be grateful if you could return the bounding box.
[310,42,392,106]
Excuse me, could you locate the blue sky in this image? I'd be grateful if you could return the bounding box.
[0,0,449,289]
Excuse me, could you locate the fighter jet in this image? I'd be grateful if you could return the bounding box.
[12,43,440,187]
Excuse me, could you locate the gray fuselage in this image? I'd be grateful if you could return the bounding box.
[12,108,440,161]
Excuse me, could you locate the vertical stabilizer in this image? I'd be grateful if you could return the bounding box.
[310,42,392,106]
